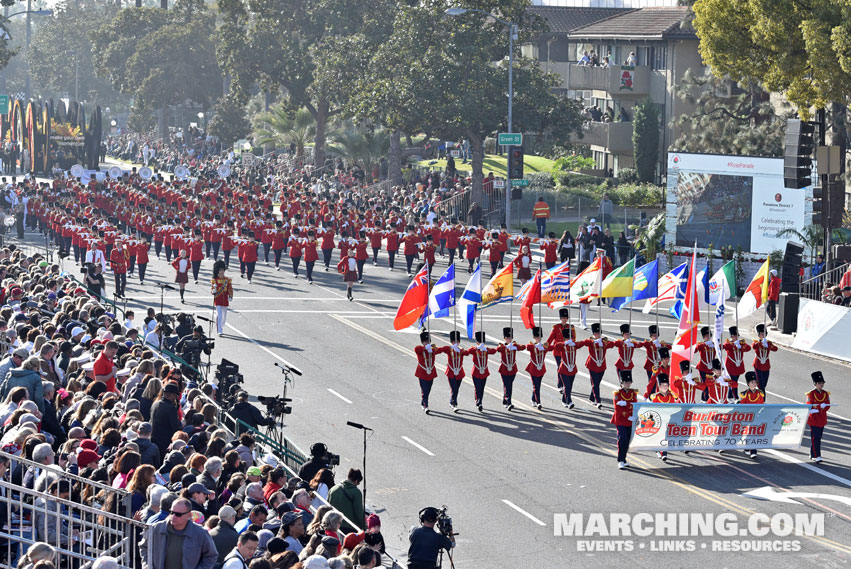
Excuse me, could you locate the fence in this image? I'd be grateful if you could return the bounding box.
[800,262,849,301]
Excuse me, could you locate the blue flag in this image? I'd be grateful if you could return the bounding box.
[671,260,708,319]
[459,263,481,339]
[610,260,659,312]
[419,265,455,326]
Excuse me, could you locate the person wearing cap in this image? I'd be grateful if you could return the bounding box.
[612,323,637,373]
[694,326,716,401]
[414,332,438,414]
[549,325,578,408]
[766,268,781,323]
[109,241,129,298]
[739,371,764,458]
[462,227,481,274]
[722,326,750,402]
[279,510,304,554]
[435,331,466,412]
[577,322,612,409]
[540,232,558,269]
[135,237,151,284]
[211,260,233,336]
[611,370,638,469]
[465,331,496,412]
[649,374,678,461]
[703,358,728,405]
[496,327,520,410]
[523,327,549,410]
[644,347,670,400]
[242,232,259,284]
[304,230,319,284]
[673,360,698,404]
[640,325,669,394]
[355,230,370,283]
[547,308,572,368]
[806,371,831,462]
[751,323,777,396]
[210,508,239,568]
[172,249,191,303]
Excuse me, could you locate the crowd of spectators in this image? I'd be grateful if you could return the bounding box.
[0,243,388,569]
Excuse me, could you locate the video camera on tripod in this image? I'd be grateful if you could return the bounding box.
[215,358,244,405]
[257,395,292,417]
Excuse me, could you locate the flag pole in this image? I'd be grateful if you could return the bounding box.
[426,262,431,337]
[538,261,543,327]
[479,262,483,338]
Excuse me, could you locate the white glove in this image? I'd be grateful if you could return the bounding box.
[477,344,487,351]
[734,340,740,348]
[566,340,575,347]
[762,338,768,347]
[653,340,660,348]
[625,340,634,347]
[594,339,603,346]
[682,372,692,382]
[507,344,517,351]
[628,416,635,422]
[719,380,729,387]
[616,400,627,407]
[820,403,828,409]
[451,345,460,352]
[535,342,545,350]
[809,409,820,414]
[424,344,432,352]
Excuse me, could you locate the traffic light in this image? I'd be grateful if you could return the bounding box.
[508,145,524,180]
[812,185,823,226]
[783,119,815,189]
[828,178,846,228]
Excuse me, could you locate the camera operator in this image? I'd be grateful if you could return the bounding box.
[175,313,194,340]
[407,507,455,569]
[297,442,336,482]
[228,391,275,433]
[175,325,212,369]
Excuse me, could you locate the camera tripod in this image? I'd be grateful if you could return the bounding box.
[263,363,296,450]
[438,545,456,569]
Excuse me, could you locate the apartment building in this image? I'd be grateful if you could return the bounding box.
[525,5,703,177]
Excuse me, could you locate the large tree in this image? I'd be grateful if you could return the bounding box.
[670,69,787,157]
[91,0,221,136]
[216,0,396,168]
[348,0,584,200]
[29,0,125,105]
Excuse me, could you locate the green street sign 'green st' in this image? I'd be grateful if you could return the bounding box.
[512,179,530,187]
[497,133,522,146]
[0,95,9,115]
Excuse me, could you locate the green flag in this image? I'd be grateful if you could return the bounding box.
[600,258,635,298]
[708,260,736,305]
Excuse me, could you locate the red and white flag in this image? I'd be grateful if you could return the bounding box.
[670,246,700,384]
[393,265,430,330]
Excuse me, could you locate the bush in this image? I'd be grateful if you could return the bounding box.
[617,168,639,184]
[556,171,601,187]
[606,183,664,207]
[527,172,554,192]
[553,154,596,172]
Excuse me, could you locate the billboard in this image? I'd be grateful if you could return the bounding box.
[666,153,810,255]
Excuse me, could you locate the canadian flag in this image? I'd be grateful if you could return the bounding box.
[670,246,700,386]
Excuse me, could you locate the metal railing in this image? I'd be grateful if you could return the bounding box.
[800,261,850,301]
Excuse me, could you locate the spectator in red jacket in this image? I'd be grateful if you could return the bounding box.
[767,269,781,323]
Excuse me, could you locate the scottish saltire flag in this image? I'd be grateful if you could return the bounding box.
[419,264,455,326]
[642,261,689,313]
[459,263,482,339]
[610,260,659,312]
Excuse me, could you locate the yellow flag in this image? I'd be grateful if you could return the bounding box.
[481,262,515,309]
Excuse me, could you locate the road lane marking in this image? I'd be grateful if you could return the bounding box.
[327,388,353,404]
[401,436,435,456]
[502,500,547,526]
[766,449,851,488]
[224,322,303,372]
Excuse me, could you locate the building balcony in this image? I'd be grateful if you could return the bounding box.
[571,121,634,154]
[565,64,650,96]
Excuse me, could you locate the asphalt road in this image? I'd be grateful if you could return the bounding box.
[26,221,851,568]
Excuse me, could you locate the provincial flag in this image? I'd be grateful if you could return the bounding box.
[738,259,770,317]
[459,263,482,339]
[642,261,689,313]
[480,261,514,309]
[419,264,455,325]
[569,257,603,303]
[670,246,700,385]
[600,257,635,298]
[393,264,430,330]
[709,260,737,306]
[610,260,659,312]
[520,268,542,329]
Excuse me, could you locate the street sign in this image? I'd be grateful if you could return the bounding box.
[0,95,9,115]
[512,179,530,187]
[493,179,505,189]
[498,133,522,146]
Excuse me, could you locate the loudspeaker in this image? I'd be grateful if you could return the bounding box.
[833,244,851,263]
[777,293,799,335]
[784,119,815,189]
[781,241,804,293]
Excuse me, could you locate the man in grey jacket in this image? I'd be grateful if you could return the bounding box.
[140,498,218,569]
[0,348,30,398]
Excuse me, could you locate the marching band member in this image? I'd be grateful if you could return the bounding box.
[172,249,190,304]
[483,232,504,277]
[515,245,532,285]
[547,308,571,368]
[355,231,369,283]
[401,226,420,276]
[463,228,482,274]
[466,331,496,413]
[524,327,549,411]
[640,325,669,396]
[271,220,287,271]
[611,370,638,470]
[414,332,438,414]
[578,323,612,409]
[649,374,679,461]
[242,231,259,284]
[613,324,636,373]
[540,232,558,269]
[497,327,520,410]
[288,228,303,278]
[752,323,778,396]
[436,331,466,412]
[551,325,579,409]
[806,371,830,463]
[211,260,233,335]
[695,326,715,401]
[135,237,150,285]
[722,326,750,402]
[704,359,728,404]
[304,231,319,285]
[336,248,358,301]
[645,347,670,400]
[674,360,698,404]
[739,371,765,459]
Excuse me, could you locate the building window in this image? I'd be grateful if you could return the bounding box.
[637,46,650,66]
[652,45,667,70]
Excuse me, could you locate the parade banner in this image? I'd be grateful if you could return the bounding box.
[630,403,810,451]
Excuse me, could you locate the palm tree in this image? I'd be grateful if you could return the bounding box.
[327,127,390,179]
[252,106,315,157]
[629,212,666,261]
[777,224,823,268]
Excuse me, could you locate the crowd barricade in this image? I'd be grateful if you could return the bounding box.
[800,262,849,301]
